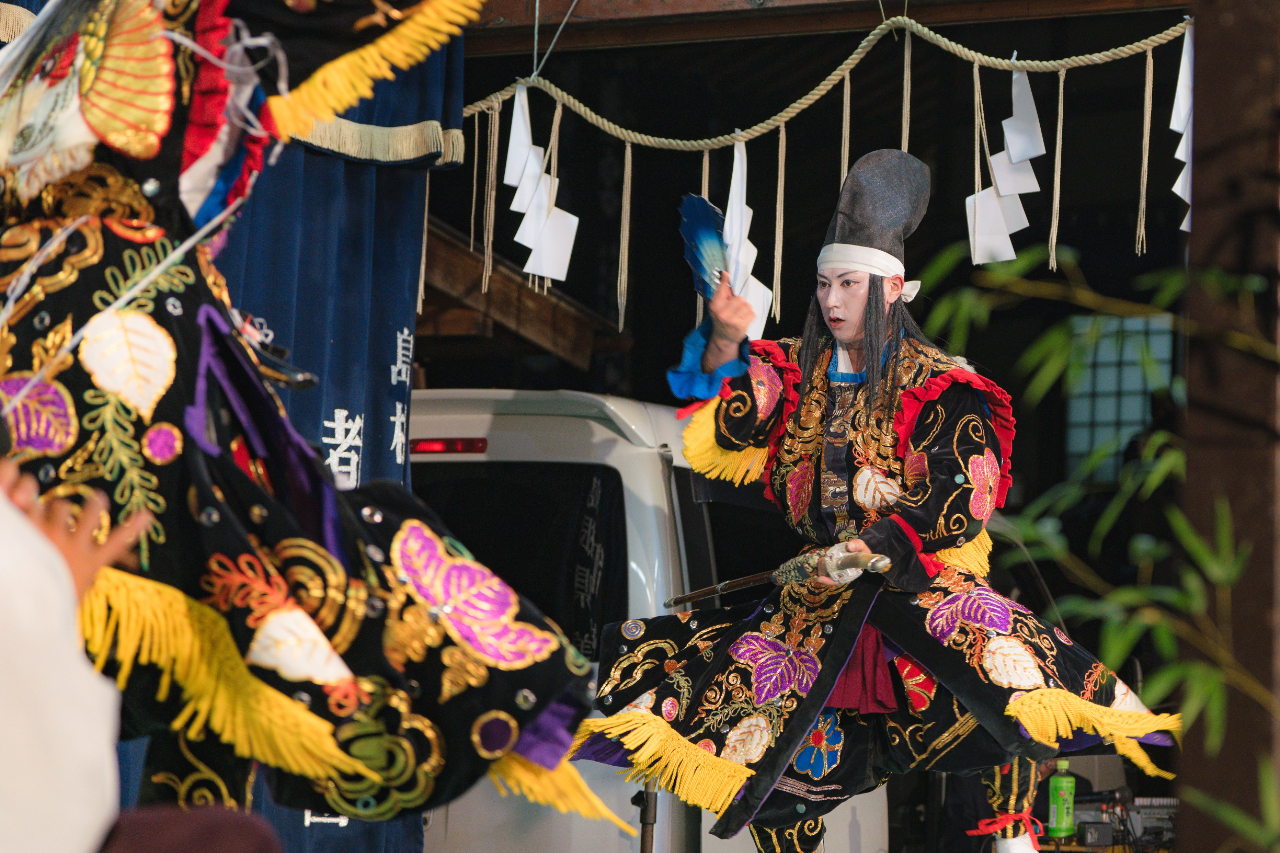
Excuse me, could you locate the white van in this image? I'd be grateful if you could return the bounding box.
[409,389,889,853]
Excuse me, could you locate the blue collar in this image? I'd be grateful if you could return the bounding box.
[828,355,865,384]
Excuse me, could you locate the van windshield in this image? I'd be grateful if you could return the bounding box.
[410,461,627,662]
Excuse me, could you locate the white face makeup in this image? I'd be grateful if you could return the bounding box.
[816,269,872,345]
[815,268,905,347]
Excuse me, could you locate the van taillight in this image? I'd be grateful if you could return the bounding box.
[410,438,488,454]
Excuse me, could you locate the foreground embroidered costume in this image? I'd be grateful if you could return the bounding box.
[0,0,627,831]
[573,151,1178,850]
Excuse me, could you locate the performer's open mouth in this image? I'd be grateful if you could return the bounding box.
[828,316,845,329]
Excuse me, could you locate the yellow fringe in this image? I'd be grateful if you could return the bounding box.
[488,752,637,836]
[80,567,377,783]
[570,713,754,817]
[1006,688,1181,780]
[266,0,486,140]
[681,399,770,486]
[935,530,993,577]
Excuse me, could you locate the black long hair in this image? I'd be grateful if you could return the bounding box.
[792,275,934,432]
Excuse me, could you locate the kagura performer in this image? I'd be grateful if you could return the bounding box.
[573,151,1179,852]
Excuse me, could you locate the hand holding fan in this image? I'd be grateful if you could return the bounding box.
[679,194,727,301]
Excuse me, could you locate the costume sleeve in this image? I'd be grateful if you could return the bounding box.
[669,321,799,486]
[858,381,1009,592]
[666,317,753,400]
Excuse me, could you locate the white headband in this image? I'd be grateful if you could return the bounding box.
[816,243,921,303]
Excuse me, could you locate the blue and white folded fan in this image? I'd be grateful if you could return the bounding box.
[679,194,727,301]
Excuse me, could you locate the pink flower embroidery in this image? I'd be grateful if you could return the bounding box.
[748,357,782,420]
[787,459,815,526]
[904,450,928,489]
[967,449,1000,522]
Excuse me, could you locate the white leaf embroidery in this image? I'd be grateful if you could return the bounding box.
[78,310,176,423]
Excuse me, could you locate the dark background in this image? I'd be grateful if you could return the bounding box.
[425,8,1188,508]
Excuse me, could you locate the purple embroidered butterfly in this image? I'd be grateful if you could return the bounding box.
[926,587,1029,644]
[729,632,819,706]
[390,519,558,669]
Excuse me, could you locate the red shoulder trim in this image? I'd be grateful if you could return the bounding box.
[181,0,232,172]
[893,369,1016,509]
[749,340,802,506]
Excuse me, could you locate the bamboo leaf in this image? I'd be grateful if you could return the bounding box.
[1139,450,1186,499]
[923,291,959,338]
[918,241,971,295]
[1181,785,1277,848]
[979,244,1051,284]
[1203,668,1227,756]
[1090,475,1142,557]
[1141,662,1191,707]
[1099,618,1147,670]
[1181,567,1208,614]
[1258,756,1280,833]
[1165,506,1221,581]
[1149,622,1178,661]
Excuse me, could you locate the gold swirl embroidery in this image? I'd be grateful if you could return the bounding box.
[598,639,679,695]
[0,220,104,326]
[440,645,490,703]
[150,731,239,808]
[41,162,162,242]
[320,676,445,819]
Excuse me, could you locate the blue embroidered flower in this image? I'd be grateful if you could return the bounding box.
[793,711,844,780]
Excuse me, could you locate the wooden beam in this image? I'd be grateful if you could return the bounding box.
[416,306,494,337]
[1179,0,1280,847]
[468,0,1184,55]
[420,220,605,371]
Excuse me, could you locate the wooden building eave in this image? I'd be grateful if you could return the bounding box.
[419,219,612,371]
[468,0,1185,55]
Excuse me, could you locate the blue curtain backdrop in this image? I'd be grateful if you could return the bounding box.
[219,43,464,488]
[218,145,425,487]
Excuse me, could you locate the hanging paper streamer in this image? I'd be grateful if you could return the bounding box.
[967,188,1016,264]
[1170,22,1193,232]
[965,65,1017,263]
[679,194,727,301]
[503,85,533,187]
[500,95,579,282]
[990,55,1045,239]
[722,139,773,341]
[1003,64,1046,163]
[524,208,579,280]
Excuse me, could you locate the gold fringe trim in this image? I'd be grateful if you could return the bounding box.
[298,117,446,163]
[441,127,465,165]
[1006,688,1180,780]
[488,752,637,836]
[935,529,993,577]
[570,713,754,817]
[80,567,377,783]
[266,0,486,140]
[0,2,34,43]
[681,399,770,486]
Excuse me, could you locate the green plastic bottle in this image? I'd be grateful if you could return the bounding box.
[1047,759,1075,839]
